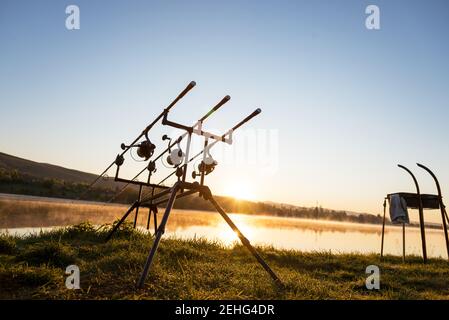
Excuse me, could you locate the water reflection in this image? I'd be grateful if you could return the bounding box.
[1,196,448,258]
[161,212,448,258]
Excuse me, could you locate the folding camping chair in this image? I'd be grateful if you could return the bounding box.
[380,164,449,262]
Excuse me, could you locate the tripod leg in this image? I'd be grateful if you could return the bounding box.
[133,205,140,229]
[146,207,152,230]
[133,185,143,229]
[136,184,179,288]
[146,187,156,231]
[207,195,282,286]
[153,210,158,235]
[105,202,138,242]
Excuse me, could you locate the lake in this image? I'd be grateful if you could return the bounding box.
[0,193,448,258]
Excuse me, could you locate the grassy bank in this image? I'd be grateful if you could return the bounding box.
[1,222,448,300]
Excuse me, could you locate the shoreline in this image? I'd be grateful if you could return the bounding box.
[0,192,441,230]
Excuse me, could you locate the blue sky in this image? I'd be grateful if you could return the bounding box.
[1,0,449,216]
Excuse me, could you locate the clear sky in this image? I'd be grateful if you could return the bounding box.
[1,0,449,216]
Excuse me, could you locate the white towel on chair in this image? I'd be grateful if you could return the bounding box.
[389,194,410,224]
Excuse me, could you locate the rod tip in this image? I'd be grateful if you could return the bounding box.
[224,95,231,101]
[189,81,196,87]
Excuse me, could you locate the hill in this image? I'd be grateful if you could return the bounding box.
[0,152,117,189]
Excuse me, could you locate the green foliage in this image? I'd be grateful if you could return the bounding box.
[0,169,127,203]
[0,235,16,255]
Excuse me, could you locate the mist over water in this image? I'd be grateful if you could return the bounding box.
[1,194,447,258]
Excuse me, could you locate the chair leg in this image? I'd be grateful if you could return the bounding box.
[402,223,406,262]
[440,203,449,260]
[418,204,427,262]
[381,199,387,258]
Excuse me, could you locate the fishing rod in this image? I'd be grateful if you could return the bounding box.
[140,108,262,204]
[77,81,196,200]
[105,93,231,203]
[108,106,260,207]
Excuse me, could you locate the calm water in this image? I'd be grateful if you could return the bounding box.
[0,194,448,258]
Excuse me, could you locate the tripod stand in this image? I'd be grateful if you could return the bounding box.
[90,81,282,288]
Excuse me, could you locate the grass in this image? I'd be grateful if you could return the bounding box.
[1,222,449,300]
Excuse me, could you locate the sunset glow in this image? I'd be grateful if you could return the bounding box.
[224,180,257,201]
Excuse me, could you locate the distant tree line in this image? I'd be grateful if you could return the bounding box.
[0,168,384,225]
[173,195,384,225]
[0,168,136,203]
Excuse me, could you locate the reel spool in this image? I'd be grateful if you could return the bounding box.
[167,149,184,166]
[192,156,218,179]
[120,139,156,161]
[137,140,156,160]
[162,134,185,167]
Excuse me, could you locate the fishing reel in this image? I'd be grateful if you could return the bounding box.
[136,140,156,160]
[192,156,218,179]
[162,134,185,167]
[121,132,156,161]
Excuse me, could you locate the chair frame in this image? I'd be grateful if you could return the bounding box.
[380,164,449,262]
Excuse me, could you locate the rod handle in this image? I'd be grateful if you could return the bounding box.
[231,108,262,131]
[166,81,196,111]
[199,95,231,122]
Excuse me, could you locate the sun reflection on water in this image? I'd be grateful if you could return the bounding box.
[216,216,256,246]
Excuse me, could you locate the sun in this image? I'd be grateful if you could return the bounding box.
[224,180,257,201]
